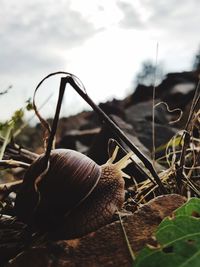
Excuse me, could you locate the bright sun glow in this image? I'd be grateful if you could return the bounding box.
[0,0,199,120]
[66,28,164,102]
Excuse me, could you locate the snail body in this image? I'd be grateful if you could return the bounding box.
[15,148,132,239]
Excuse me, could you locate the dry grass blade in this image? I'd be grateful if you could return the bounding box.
[178,78,200,166]
[152,43,159,166]
[118,210,136,262]
[33,71,83,151]
[13,93,54,138]
[0,180,23,201]
[184,78,200,132]
[67,76,167,193]
[154,101,183,124]
[32,71,167,193]
[0,85,12,96]
[0,160,30,169]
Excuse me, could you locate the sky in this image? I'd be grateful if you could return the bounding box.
[0,0,200,121]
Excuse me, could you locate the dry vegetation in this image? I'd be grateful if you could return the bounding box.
[0,70,199,266]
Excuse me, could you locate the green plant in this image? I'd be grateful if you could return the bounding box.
[0,99,34,160]
[135,198,200,267]
[0,108,24,160]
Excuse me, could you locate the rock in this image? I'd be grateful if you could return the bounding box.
[171,83,195,95]
[124,84,154,105]
[162,83,196,110]
[87,114,154,182]
[124,71,199,110]
[7,194,186,267]
[88,114,150,165]
[125,118,178,156]
[99,99,125,119]
[57,111,94,135]
[125,100,169,125]
[57,128,100,152]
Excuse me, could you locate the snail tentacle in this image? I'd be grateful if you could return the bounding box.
[106,146,119,164]
[103,147,133,179]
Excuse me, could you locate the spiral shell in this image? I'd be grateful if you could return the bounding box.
[15,149,101,230]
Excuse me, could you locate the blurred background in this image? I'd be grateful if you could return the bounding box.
[0,0,200,121]
[0,0,200,207]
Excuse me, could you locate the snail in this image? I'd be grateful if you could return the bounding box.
[15,146,133,239]
[14,73,133,239]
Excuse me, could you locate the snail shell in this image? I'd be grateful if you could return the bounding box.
[15,148,132,239]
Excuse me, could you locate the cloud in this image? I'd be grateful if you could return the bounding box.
[145,0,200,28]
[0,0,199,121]
[0,0,99,74]
[117,0,200,37]
[117,1,144,28]
[141,0,200,55]
[116,0,200,61]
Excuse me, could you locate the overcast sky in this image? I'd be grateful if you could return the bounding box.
[0,0,200,121]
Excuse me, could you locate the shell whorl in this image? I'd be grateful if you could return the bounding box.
[15,149,101,225]
[60,147,133,238]
[15,147,133,239]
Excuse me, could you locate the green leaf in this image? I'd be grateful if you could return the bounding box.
[134,198,200,267]
[174,198,200,217]
[26,98,33,111]
[11,108,24,124]
[135,237,200,267]
[155,135,183,153]
[156,216,200,244]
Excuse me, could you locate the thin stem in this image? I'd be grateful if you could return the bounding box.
[13,93,54,138]
[184,79,200,132]
[0,124,13,160]
[152,42,159,166]
[118,210,136,262]
[108,139,157,186]
[0,159,30,169]
[44,77,66,164]
[4,141,38,163]
[176,81,200,183]
[66,77,167,194]
[0,180,23,201]
[31,72,166,193]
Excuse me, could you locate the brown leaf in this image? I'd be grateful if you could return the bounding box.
[7,194,186,267]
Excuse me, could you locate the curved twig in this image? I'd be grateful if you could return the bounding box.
[0,160,30,169]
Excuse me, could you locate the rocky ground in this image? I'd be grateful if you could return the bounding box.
[54,69,200,165]
[0,69,200,266]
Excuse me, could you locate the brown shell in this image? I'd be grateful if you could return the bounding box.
[15,149,101,230]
